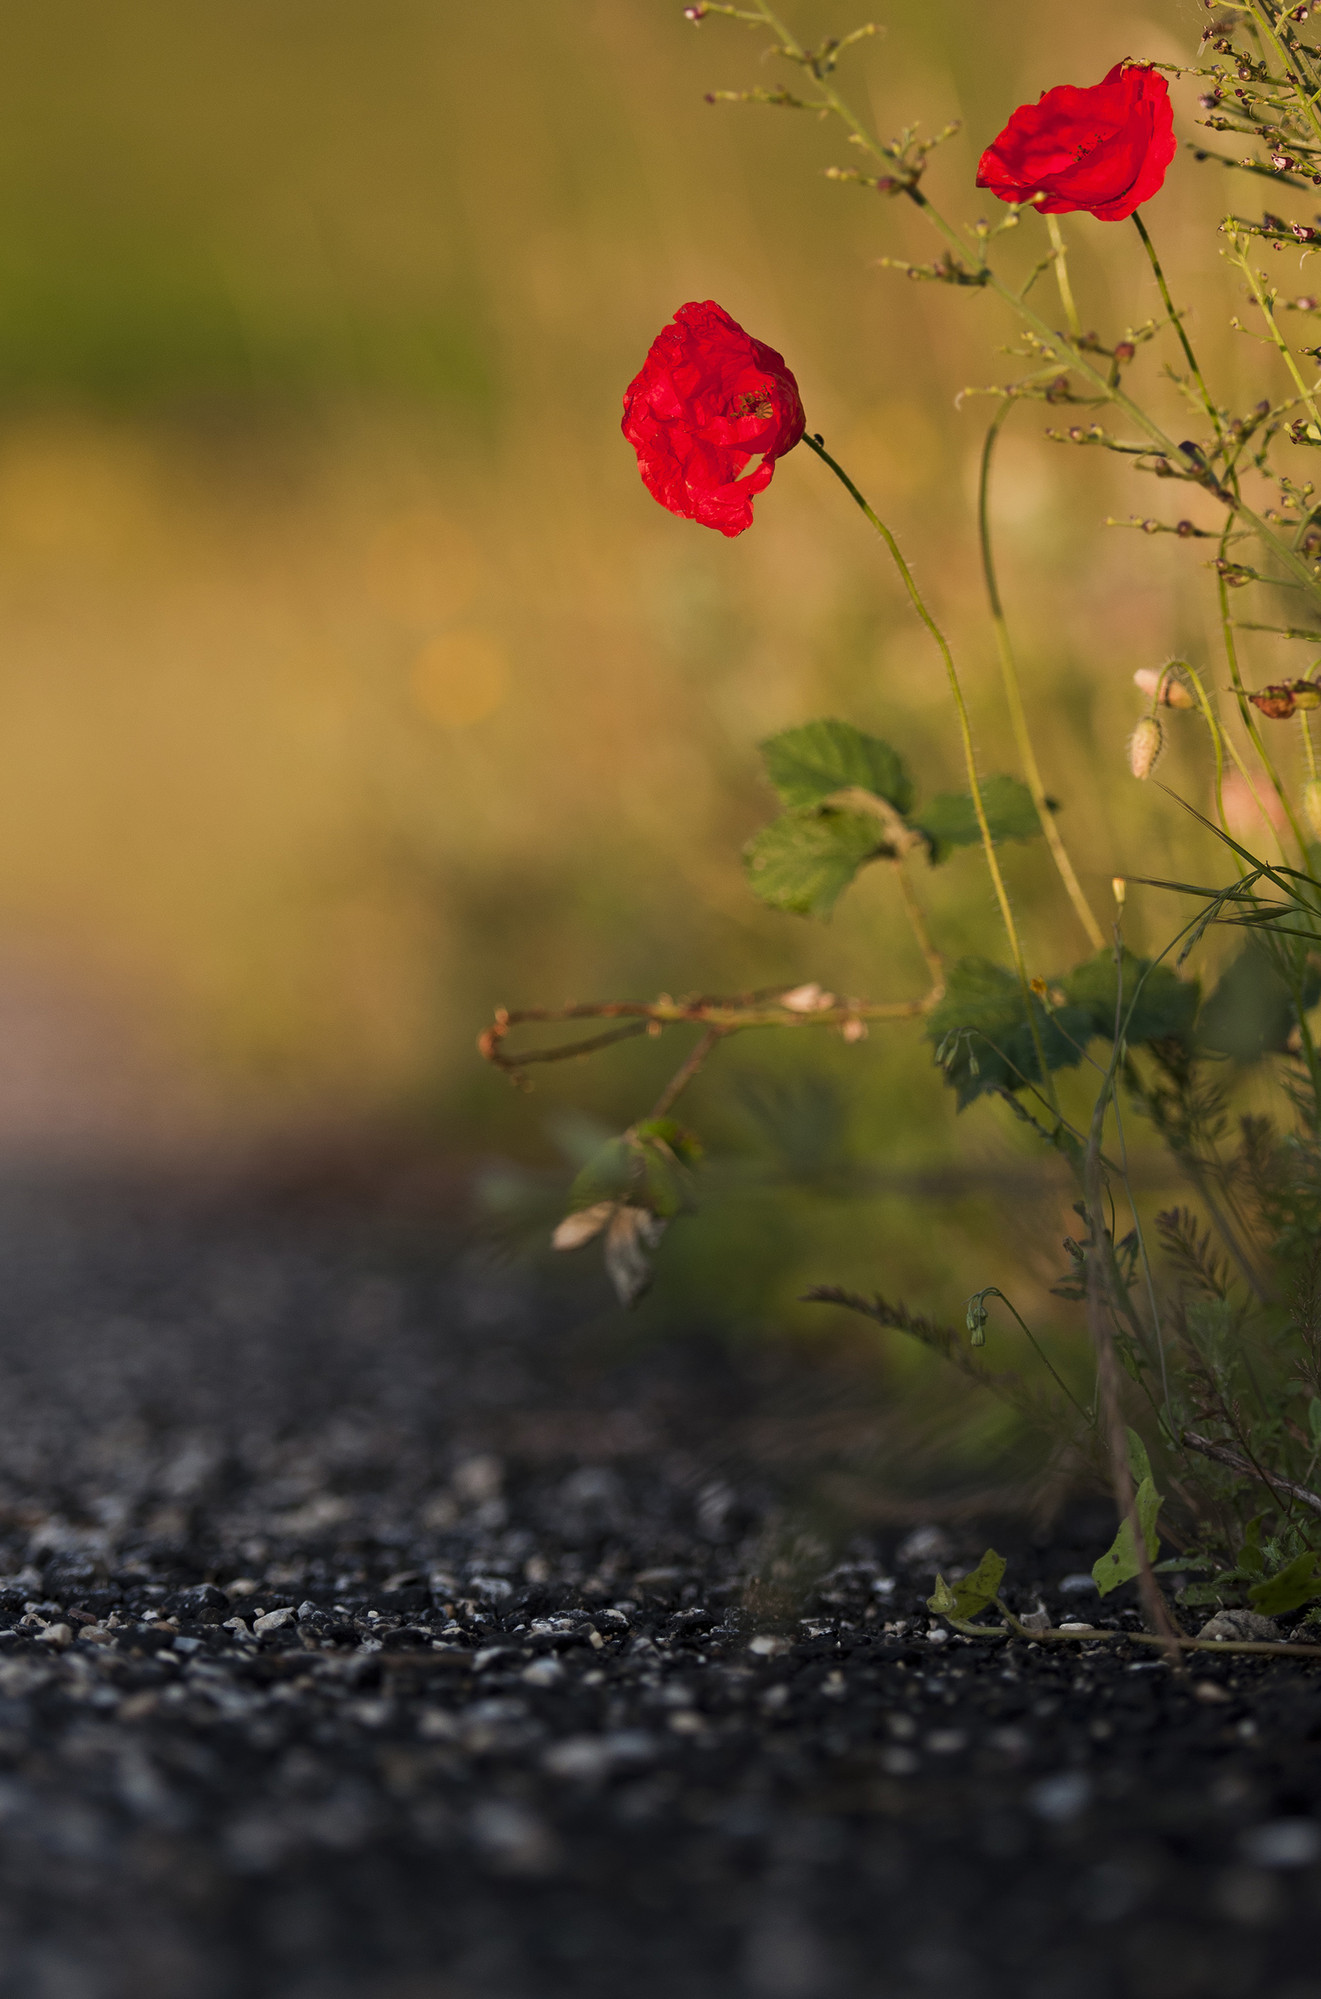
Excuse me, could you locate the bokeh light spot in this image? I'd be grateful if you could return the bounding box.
[410,629,509,728]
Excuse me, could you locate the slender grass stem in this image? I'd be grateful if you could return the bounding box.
[1181,662,1240,854]
[980,402,1105,950]
[1243,0,1321,154]
[1218,552,1310,860]
[1230,241,1321,438]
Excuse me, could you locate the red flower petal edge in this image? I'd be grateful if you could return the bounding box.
[976,63,1176,222]
[622,301,805,537]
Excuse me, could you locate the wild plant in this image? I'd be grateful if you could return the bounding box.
[482,1,1321,1651]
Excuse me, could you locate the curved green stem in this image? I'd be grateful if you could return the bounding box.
[802,431,1059,1114]
[980,402,1105,950]
[1181,662,1239,856]
[1132,212,1226,448]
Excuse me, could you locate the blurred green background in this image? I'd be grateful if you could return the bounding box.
[0,0,1294,1434]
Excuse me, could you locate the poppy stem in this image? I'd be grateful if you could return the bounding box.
[1131,212,1226,448]
[980,400,1105,951]
[1044,216,1081,341]
[801,430,1060,1118]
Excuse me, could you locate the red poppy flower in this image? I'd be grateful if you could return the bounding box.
[622,301,805,537]
[976,63,1176,222]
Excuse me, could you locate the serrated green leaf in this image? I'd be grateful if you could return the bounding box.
[911,775,1042,864]
[953,1547,1006,1618]
[1092,1477,1163,1597]
[926,1548,1007,1627]
[925,958,1092,1108]
[1064,948,1200,1047]
[1177,1579,1235,1607]
[1198,942,1321,1063]
[743,808,886,918]
[760,719,913,814]
[1240,1513,1267,1576]
[1248,1550,1321,1615]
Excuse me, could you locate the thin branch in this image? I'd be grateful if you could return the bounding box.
[479,986,931,1081]
[1182,1429,1321,1516]
[648,1025,726,1121]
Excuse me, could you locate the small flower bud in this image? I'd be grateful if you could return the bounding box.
[1129,715,1164,780]
[1113,877,1127,909]
[1133,665,1195,709]
[1305,780,1321,843]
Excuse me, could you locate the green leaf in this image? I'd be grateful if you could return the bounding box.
[927,1548,1006,1627]
[911,775,1041,864]
[1092,1477,1163,1597]
[1249,1549,1321,1615]
[926,958,1093,1108]
[743,808,886,918]
[633,1119,703,1167]
[759,719,913,814]
[1064,948,1200,1047]
[1126,1427,1154,1490]
[567,1123,700,1223]
[1309,1398,1321,1449]
[1240,1512,1267,1577]
[567,1136,637,1212]
[1198,942,1321,1063]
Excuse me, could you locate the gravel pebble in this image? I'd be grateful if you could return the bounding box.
[0,1177,1309,1999]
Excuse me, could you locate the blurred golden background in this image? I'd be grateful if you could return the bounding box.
[0,0,1291,1386]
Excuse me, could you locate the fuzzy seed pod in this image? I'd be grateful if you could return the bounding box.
[1128,715,1163,780]
[1305,780,1321,844]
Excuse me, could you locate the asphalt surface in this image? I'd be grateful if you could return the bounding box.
[0,1175,1317,1999]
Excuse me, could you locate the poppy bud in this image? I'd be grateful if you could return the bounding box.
[1133,665,1195,709]
[1305,781,1321,842]
[1129,716,1163,780]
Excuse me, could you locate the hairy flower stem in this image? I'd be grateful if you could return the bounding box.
[802,431,1058,1112]
[980,402,1105,950]
[1131,213,1226,448]
[895,862,945,994]
[1045,215,1081,342]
